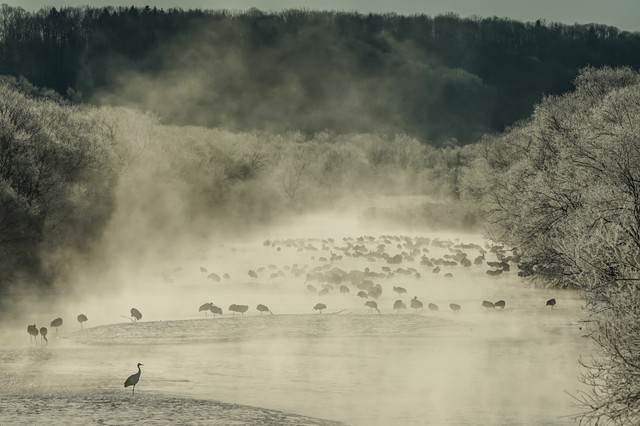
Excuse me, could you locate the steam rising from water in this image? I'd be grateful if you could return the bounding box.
[1,205,592,424]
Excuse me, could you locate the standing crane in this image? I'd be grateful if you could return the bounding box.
[50,318,63,335]
[313,303,326,313]
[77,314,88,329]
[27,324,38,344]
[256,304,272,315]
[130,308,142,322]
[39,327,48,345]
[199,302,214,318]
[209,305,223,317]
[124,363,143,395]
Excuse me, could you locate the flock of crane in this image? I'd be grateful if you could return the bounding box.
[185,235,558,316]
[23,234,562,398]
[26,235,560,345]
[26,315,86,345]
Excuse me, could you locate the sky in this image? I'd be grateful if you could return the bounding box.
[5,0,640,33]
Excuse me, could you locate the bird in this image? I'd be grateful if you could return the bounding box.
[357,290,368,299]
[482,300,495,308]
[199,302,214,318]
[393,299,406,313]
[248,270,258,279]
[546,298,557,309]
[27,324,38,344]
[130,308,142,322]
[365,300,380,314]
[256,304,272,315]
[77,314,88,329]
[494,300,506,309]
[200,266,208,274]
[207,272,221,282]
[313,303,326,313]
[39,327,48,345]
[393,286,407,297]
[449,303,461,312]
[209,305,223,317]
[50,318,63,335]
[428,303,439,312]
[410,296,423,311]
[124,363,143,395]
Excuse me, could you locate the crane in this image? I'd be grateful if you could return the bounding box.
[124,363,143,395]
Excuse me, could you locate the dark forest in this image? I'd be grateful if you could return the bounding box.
[1,5,639,144]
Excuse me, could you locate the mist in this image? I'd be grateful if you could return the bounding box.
[0,7,611,425]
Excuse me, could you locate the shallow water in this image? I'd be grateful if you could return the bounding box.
[1,221,594,425]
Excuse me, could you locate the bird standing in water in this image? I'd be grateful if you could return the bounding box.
[124,363,143,395]
[27,324,38,344]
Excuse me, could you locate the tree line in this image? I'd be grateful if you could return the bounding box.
[0,74,476,309]
[1,5,640,144]
[462,66,640,424]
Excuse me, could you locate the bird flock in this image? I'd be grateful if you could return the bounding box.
[24,234,560,396]
[186,235,557,317]
[26,236,559,342]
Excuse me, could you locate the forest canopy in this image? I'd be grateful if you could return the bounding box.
[1,5,640,144]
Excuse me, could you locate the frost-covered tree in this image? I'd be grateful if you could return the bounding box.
[461,66,640,423]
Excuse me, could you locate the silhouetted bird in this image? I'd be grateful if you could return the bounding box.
[428,303,439,312]
[257,304,272,315]
[77,314,88,329]
[229,304,238,315]
[39,327,48,345]
[27,324,38,344]
[209,305,223,316]
[393,299,406,313]
[207,273,221,282]
[50,318,63,335]
[199,302,214,318]
[494,300,506,309]
[313,303,326,313]
[124,363,143,395]
[130,308,142,322]
[393,286,407,297]
[449,303,461,312]
[200,267,208,274]
[357,290,368,299]
[248,270,258,279]
[482,301,495,308]
[546,298,557,309]
[365,300,380,314]
[410,296,423,311]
